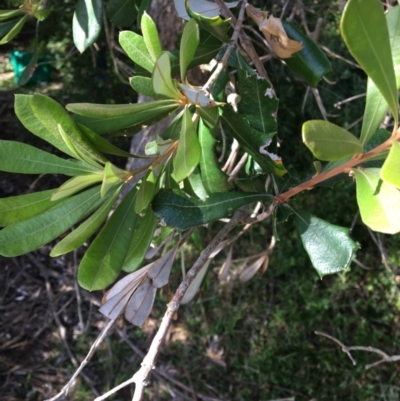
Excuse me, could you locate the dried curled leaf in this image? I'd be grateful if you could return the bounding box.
[246,4,303,58]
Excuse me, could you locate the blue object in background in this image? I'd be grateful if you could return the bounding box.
[9,50,51,85]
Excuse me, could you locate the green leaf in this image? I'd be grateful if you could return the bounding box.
[73,0,102,53]
[173,107,201,182]
[360,6,400,145]
[19,26,39,86]
[153,52,182,100]
[0,15,28,44]
[198,117,232,193]
[282,21,332,87]
[50,185,122,257]
[135,170,157,213]
[51,174,103,201]
[119,30,154,72]
[295,211,358,278]
[68,99,179,135]
[0,10,25,21]
[354,168,400,234]
[302,120,363,161]
[130,76,160,98]
[381,142,400,188]
[186,167,208,200]
[0,186,104,257]
[0,140,100,176]
[141,11,162,61]
[237,67,278,135]
[78,187,138,291]
[0,189,61,227]
[122,207,157,272]
[341,0,398,123]
[32,7,51,21]
[180,18,200,82]
[152,189,272,230]
[101,162,128,197]
[221,107,286,176]
[107,0,138,27]
[186,2,231,43]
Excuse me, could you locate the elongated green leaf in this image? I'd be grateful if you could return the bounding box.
[101,162,128,197]
[0,186,104,257]
[51,174,103,201]
[0,141,99,176]
[295,211,358,278]
[152,189,272,230]
[198,117,232,193]
[119,30,154,72]
[354,168,400,234]
[237,67,278,135]
[0,15,28,44]
[221,107,286,176]
[153,52,182,100]
[180,18,200,81]
[187,167,208,200]
[381,141,400,188]
[341,0,398,123]
[141,11,162,61]
[19,29,39,86]
[68,99,179,134]
[73,0,102,53]
[0,10,25,21]
[302,120,363,161]
[360,6,400,145]
[135,170,157,213]
[78,187,138,291]
[282,21,332,87]
[173,107,201,182]
[107,0,138,27]
[50,185,122,257]
[122,208,157,272]
[130,76,160,98]
[0,189,60,227]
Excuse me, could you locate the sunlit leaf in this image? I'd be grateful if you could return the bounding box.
[0,140,100,176]
[381,141,400,188]
[73,0,102,53]
[187,167,208,200]
[152,189,272,230]
[302,120,363,161]
[50,185,122,257]
[0,15,28,44]
[341,0,398,123]
[0,186,104,257]
[153,52,182,100]
[180,18,200,81]
[354,168,400,234]
[101,162,128,198]
[173,107,201,182]
[360,6,400,145]
[0,189,60,227]
[174,0,238,20]
[119,30,154,72]
[295,211,359,278]
[78,187,138,291]
[135,170,157,213]
[0,10,25,21]
[51,173,103,201]
[141,11,162,61]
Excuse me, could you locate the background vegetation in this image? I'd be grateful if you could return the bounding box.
[1,0,399,400]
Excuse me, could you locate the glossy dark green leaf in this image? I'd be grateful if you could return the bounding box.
[141,11,162,61]
[122,208,157,272]
[0,186,104,257]
[198,117,232,193]
[173,107,201,182]
[78,187,138,291]
[119,30,154,72]
[152,189,272,230]
[107,0,138,26]
[68,99,179,135]
[282,21,332,87]
[180,18,199,81]
[221,107,286,176]
[0,15,28,44]
[302,120,363,161]
[237,67,278,135]
[341,0,398,123]
[50,185,122,256]
[360,6,400,145]
[0,189,61,227]
[354,168,400,234]
[73,0,102,53]
[295,211,358,278]
[0,140,99,176]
